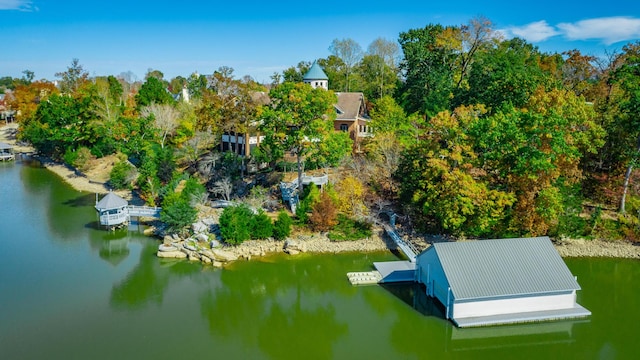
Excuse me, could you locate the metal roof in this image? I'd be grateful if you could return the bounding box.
[303,62,328,80]
[0,142,12,150]
[95,192,128,210]
[427,237,580,300]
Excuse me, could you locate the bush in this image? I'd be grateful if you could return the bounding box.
[63,148,78,168]
[219,204,254,245]
[328,215,373,241]
[110,160,136,190]
[251,210,273,240]
[273,211,293,240]
[160,198,197,234]
[295,183,320,223]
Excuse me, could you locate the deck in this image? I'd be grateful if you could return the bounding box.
[374,261,416,283]
[453,305,592,328]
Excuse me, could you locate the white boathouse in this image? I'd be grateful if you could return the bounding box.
[415,236,591,327]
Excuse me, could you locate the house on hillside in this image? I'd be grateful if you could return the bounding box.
[303,62,371,151]
[219,62,371,156]
[220,91,270,156]
[415,236,591,328]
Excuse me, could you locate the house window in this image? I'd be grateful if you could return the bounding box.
[340,124,348,131]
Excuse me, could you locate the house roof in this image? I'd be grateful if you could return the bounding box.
[95,192,128,210]
[303,62,328,80]
[0,142,12,150]
[424,237,580,300]
[335,92,367,121]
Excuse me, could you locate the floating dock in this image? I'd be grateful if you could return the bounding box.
[347,271,383,285]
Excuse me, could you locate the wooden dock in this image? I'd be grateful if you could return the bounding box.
[347,271,383,285]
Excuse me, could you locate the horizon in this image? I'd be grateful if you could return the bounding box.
[1,0,639,83]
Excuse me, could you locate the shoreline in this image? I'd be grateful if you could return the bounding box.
[1,122,128,197]
[3,123,639,260]
[218,232,640,261]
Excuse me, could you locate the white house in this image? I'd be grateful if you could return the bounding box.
[415,236,591,327]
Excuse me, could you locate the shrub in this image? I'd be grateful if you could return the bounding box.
[109,160,136,190]
[295,183,320,223]
[160,198,197,234]
[219,204,254,245]
[251,210,273,240]
[63,148,78,167]
[328,215,373,241]
[273,211,293,240]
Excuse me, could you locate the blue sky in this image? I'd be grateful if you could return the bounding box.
[1,0,639,83]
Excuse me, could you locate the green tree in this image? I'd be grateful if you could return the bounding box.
[273,211,293,240]
[611,42,640,213]
[219,204,254,244]
[135,76,173,108]
[250,210,273,239]
[21,93,93,157]
[317,56,346,91]
[398,24,457,116]
[110,159,136,190]
[460,38,548,112]
[259,82,337,190]
[282,61,311,83]
[295,184,321,224]
[160,197,197,234]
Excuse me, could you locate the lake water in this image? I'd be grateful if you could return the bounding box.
[1,159,639,359]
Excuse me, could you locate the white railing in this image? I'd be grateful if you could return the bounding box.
[127,205,161,218]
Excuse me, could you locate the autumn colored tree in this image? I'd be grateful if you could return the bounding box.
[396,106,515,236]
[21,93,97,157]
[309,192,339,231]
[10,80,58,123]
[335,176,367,218]
[471,88,604,234]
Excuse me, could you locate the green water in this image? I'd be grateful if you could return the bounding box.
[1,159,639,359]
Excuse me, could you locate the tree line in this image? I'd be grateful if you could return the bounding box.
[3,16,640,241]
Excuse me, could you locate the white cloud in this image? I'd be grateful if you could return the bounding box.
[557,16,640,45]
[504,20,560,42]
[0,0,36,11]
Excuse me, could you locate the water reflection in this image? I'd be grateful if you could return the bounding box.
[380,282,592,357]
[199,255,364,359]
[87,228,132,266]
